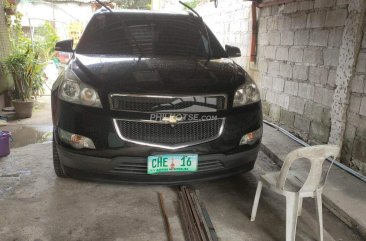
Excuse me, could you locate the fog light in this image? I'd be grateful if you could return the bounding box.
[239,127,262,145]
[58,128,96,149]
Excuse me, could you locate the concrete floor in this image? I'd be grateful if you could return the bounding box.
[0,96,363,241]
[1,96,53,149]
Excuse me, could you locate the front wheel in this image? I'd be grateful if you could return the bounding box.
[52,135,68,178]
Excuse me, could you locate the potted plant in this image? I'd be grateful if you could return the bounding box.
[4,11,46,118]
[4,0,18,15]
[5,48,44,118]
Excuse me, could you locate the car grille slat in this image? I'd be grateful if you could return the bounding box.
[112,159,224,175]
[110,94,226,112]
[111,170,146,175]
[113,166,146,170]
[113,168,146,172]
[115,164,146,168]
[199,162,222,167]
[114,118,224,148]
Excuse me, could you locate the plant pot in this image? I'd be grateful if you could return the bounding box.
[6,0,18,5]
[12,100,34,119]
[4,0,17,15]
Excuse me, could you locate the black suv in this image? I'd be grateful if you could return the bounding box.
[51,10,262,183]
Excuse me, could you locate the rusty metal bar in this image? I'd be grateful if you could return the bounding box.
[183,187,207,241]
[178,198,194,241]
[198,200,218,241]
[178,186,217,241]
[179,189,201,241]
[179,190,199,241]
[250,1,258,62]
[190,191,214,241]
[258,0,295,8]
[158,192,173,241]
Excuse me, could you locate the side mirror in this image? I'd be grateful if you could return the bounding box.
[225,45,241,58]
[55,39,74,53]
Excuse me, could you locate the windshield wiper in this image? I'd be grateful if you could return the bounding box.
[179,1,212,64]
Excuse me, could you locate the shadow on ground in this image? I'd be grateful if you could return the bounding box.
[0,144,362,241]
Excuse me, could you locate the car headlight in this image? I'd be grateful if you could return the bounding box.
[59,68,102,108]
[239,127,262,145]
[233,75,260,107]
[58,128,96,149]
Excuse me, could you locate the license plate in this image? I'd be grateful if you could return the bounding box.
[147,154,198,174]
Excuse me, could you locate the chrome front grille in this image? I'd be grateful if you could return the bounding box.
[109,94,226,112]
[113,118,225,149]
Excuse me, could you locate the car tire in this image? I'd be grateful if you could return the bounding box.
[53,136,68,178]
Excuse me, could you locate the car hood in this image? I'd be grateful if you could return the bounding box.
[72,54,246,94]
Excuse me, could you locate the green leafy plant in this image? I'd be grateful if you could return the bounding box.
[10,12,31,52]
[113,0,151,9]
[33,22,59,61]
[4,47,44,101]
[5,11,45,101]
[183,0,202,9]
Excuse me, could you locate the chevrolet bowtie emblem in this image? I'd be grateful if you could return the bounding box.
[162,115,183,124]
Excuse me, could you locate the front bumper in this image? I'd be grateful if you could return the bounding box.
[52,97,262,183]
[57,143,260,184]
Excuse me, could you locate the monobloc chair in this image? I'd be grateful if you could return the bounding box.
[250,145,340,241]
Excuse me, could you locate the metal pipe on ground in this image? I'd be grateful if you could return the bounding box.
[158,192,173,241]
[263,120,366,183]
[178,186,218,241]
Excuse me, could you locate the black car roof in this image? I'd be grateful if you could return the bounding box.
[94,9,193,18]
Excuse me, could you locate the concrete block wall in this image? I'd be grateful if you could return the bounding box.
[196,0,253,73]
[0,1,11,61]
[0,0,12,109]
[197,0,346,143]
[343,15,366,173]
[196,0,366,174]
[257,0,348,143]
[0,94,4,109]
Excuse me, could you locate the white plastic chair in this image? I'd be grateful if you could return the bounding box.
[250,145,340,241]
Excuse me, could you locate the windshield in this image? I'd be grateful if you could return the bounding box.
[76,13,227,58]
